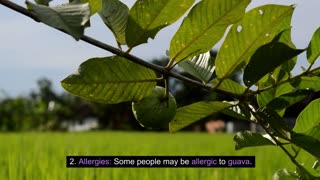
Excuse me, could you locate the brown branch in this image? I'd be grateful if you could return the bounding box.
[0,0,239,98]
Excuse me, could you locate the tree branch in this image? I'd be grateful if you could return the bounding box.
[0,0,240,97]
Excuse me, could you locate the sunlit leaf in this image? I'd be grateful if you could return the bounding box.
[307,27,320,64]
[170,0,250,63]
[26,1,90,40]
[169,101,231,132]
[216,5,294,78]
[234,131,275,150]
[295,149,320,177]
[212,78,247,95]
[61,56,157,104]
[293,99,320,133]
[178,52,214,83]
[291,76,320,91]
[126,0,194,48]
[272,169,299,180]
[243,42,304,87]
[98,0,128,44]
[81,0,101,15]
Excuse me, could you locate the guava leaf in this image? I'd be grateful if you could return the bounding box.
[61,56,157,104]
[178,52,214,83]
[291,132,320,160]
[295,149,320,177]
[169,101,231,132]
[170,0,250,63]
[256,107,292,140]
[215,5,294,79]
[243,42,304,87]
[98,0,128,44]
[126,0,194,48]
[266,90,313,111]
[234,131,276,150]
[80,0,101,15]
[291,76,320,91]
[307,27,320,64]
[293,99,320,133]
[272,169,299,180]
[26,1,90,40]
[272,28,297,74]
[212,78,247,95]
[221,102,255,121]
[257,82,293,107]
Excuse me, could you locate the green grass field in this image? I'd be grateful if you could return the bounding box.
[0,132,294,180]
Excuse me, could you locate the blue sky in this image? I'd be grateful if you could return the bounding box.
[0,0,319,97]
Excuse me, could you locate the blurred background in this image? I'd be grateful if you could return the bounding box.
[0,0,320,133]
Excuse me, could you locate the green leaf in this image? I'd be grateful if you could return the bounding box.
[293,99,320,133]
[257,82,293,107]
[295,149,320,177]
[169,101,231,132]
[266,90,313,111]
[216,5,294,78]
[170,0,250,63]
[256,107,292,140]
[272,28,297,73]
[61,56,157,104]
[243,42,304,86]
[212,78,247,95]
[270,29,296,84]
[272,169,299,180]
[223,103,255,121]
[291,132,320,160]
[234,131,275,150]
[26,1,90,40]
[98,0,128,44]
[291,76,320,91]
[178,52,215,83]
[81,0,101,15]
[35,0,52,6]
[126,0,194,48]
[307,27,320,64]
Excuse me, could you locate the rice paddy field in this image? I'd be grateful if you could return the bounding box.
[0,132,294,180]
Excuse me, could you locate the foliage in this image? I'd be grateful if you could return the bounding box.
[1,0,320,178]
